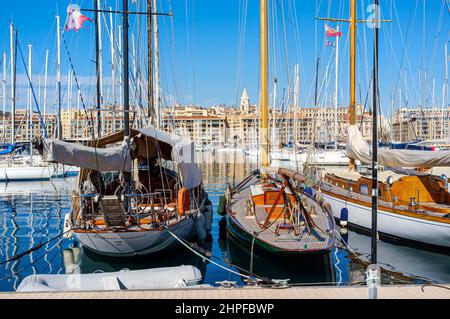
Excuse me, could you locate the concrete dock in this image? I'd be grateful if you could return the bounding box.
[1,284,449,299]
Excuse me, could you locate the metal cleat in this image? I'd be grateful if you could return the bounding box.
[215,280,238,288]
[271,279,290,289]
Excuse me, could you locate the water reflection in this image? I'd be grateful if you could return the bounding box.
[218,217,336,285]
[0,163,449,292]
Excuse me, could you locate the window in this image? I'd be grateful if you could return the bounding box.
[360,184,369,195]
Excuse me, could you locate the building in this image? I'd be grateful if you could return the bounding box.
[391,108,450,142]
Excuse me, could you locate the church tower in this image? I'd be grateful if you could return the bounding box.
[240,88,250,113]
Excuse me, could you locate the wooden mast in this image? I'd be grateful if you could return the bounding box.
[349,0,357,170]
[260,0,269,172]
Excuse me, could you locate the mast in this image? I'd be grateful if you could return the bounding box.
[67,70,72,139]
[43,49,48,126]
[349,0,357,170]
[110,6,116,132]
[371,0,379,266]
[147,0,154,121]
[446,42,448,137]
[118,24,123,130]
[260,0,269,170]
[95,0,102,138]
[10,24,15,144]
[122,0,131,206]
[153,0,160,128]
[56,15,62,140]
[28,44,33,158]
[2,51,6,138]
[334,26,340,150]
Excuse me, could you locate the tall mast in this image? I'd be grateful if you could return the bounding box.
[67,69,72,139]
[445,42,448,137]
[95,0,102,138]
[147,0,154,121]
[260,0,269,170]
[334,26,340,150]
[43,49,49,125]
[153,0,160,128]
[371,0,380,266]
[28,44,33,156]
[10,24,15,144]
[109,7,116,132]
[2,51,6,139]
[349,0,357,170]
[123,0,131,208]
[56,15,62,140]
[118,24,123,130]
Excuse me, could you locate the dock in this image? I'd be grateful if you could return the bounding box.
[1,284,449,299]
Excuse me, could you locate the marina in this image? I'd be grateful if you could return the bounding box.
[0,0,448,303]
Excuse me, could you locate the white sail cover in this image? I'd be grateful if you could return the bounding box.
[43,138,132,172]
[346,125,450,167]
[138,126,202,189]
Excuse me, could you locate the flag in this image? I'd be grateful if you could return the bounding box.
[65,5,93,32]
[325,40,335,48]
[325,24,342,37]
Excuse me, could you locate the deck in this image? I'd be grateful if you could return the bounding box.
[228,175,335,253]
[2,284,449,299]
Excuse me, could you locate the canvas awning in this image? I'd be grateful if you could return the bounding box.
[42,124,202,189]
[346,125,450,168]
[43,138,132,172]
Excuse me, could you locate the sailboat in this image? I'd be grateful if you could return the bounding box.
[315,0,450,252]
[38,2,212,257]
[225,0,336,256]
[0,25,62,182]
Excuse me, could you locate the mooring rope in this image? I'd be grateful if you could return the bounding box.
[164,225,260,281]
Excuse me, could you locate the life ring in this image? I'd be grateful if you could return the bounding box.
[177,188,191,216]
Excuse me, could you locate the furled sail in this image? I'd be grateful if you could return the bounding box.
[43,138,132,172]
[346,125,450,167]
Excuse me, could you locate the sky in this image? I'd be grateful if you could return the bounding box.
[0,0,448,119]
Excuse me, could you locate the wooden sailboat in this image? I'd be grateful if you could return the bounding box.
[225,0,336,255]
[315,0,450,253]
[39,2,212,257]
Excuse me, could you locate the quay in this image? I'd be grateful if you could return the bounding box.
[1,285,449,299]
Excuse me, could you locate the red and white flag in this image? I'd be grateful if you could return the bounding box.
[65,5,93,32]
[325,24,342,37]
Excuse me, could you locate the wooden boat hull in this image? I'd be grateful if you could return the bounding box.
[226,213,333,256]
[321,191,450,251]
[73,217,196,257]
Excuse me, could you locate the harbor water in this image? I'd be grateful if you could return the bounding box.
[0,160,449,292]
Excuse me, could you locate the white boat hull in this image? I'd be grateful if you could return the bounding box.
[74,217,196,257]
[0,165,56,181]
[322,192,450,249]
[17,265,204,292]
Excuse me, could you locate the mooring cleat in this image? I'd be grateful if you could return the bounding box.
[271,279,290,289]
[215,280,238,288]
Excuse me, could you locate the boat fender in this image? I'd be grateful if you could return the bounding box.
[63,249,75,274]
[386,176,393,191]
[203,200,213,232]
[340,208,348,227]
[217,195,227,216]
[177,188,191,216]
[195,214,207,241]
[63,213,73,239]
[441,175,448,191]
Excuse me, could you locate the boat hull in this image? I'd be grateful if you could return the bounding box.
[74,217,196,257]
[226,212,333,256]
[0,165,55,182]
[322,192,450,251]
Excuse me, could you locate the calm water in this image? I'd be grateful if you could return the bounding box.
[0,162,449,292]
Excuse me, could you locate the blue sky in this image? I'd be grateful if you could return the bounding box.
[0,0,448,118]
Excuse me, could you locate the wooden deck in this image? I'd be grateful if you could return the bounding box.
[228,175,335,252]
[2,284,449,299]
